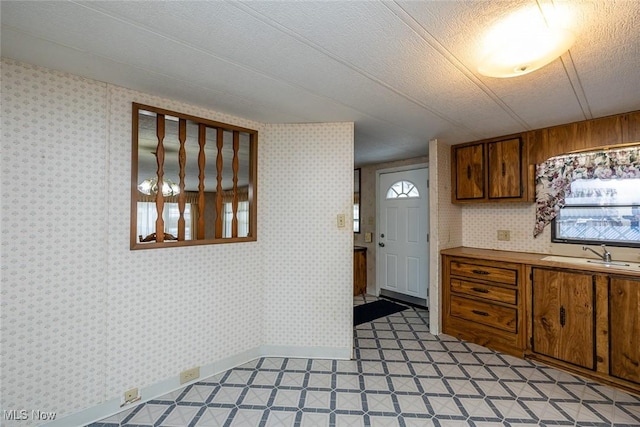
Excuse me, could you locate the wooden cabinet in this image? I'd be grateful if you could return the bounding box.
[442,255,525,356]
[452,136,526,204]
[353,247,367,296]
[609,276,640,384]
[441,247,640,396]
[528,110,640,165]
[531,268,595,370]
[622,110,640,142]
[488,138,523,199]
[451,109,639,205]
[453,143,484,200]
[527,268,640,393]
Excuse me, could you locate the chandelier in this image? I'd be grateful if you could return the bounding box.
[137,177,180,197]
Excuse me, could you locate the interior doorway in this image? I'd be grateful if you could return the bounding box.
[376,166,429,307]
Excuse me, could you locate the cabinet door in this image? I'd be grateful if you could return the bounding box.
[353,249,367,296]
[609,276,640,383]
[454,143,484,200]
[532,268,595,369]
[488,138,522,199]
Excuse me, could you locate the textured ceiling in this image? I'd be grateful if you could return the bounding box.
[2,1,639,165]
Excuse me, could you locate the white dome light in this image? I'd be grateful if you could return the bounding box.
[477,6,575,78]
[478,27,575,78]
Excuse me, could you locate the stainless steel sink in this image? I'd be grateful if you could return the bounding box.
[541,255,640,272]
[586,259,630,267]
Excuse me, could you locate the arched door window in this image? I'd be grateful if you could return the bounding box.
[386,180,420,199]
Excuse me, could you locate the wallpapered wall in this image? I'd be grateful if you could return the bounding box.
[460,183,640,263]
[0,59,354,426]
[261,124,354,349]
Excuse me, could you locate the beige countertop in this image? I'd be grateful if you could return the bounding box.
[441,247,640,277]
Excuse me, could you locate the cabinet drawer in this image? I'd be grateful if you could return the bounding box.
[450,279,517,305]
[450,295,517,333]
[450,261,517,285]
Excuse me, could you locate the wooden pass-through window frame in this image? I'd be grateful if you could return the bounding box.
[130,103,258,249]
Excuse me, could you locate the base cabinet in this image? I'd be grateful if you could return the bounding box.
[609,276,640,384]
[531,268,595,370]
[441,248,640,396]
[527,268,640,395]
[442,255,525,357]
[354,247,367,296]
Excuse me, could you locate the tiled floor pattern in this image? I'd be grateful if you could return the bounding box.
[91,294,640,426]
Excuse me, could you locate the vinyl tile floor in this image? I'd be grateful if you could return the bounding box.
[90,294,640,426]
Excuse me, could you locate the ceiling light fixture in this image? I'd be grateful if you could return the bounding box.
[138,177,180,197]
[477,6,575,78]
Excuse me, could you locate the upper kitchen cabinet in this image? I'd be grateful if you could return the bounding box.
[453,143,485,201]
[528,110,640,166]
[488,138,523,199]
[452,135,527,204]
[451,109,640,205]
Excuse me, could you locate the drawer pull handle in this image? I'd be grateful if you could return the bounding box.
[471,287,489,293]
[472,310,489,317]
[467,165,471,180]
[472,269,490,275]
[560,305,566,327]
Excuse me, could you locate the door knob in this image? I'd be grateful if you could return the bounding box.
[379,242,385,247]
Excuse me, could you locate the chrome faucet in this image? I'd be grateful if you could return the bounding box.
[582,244,612,263]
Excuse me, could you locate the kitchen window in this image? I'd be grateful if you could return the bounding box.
[534,144,640,246]
[552,178,640,247]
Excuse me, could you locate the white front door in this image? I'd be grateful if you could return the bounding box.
[377,167,429,302]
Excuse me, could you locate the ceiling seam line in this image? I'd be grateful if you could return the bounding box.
[62,1,424,139]
[539,0,591,120]
[560,52,592,120]
[2,25,305,121]
[230,1,482,137]
[384,1,531,131]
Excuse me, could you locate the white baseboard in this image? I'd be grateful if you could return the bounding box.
[259,345,352,360]
[43,345,351,427]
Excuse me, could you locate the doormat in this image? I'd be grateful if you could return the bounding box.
[353,299,408,326]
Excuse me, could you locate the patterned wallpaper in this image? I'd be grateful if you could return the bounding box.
[1,59,110,421]
[260,123,354,349]
[0,59,354,426]
[461,204,545,253]
[104,84,266,401]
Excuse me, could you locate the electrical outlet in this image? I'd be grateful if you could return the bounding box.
[337,214,346,228]
[124,388,139,403]
[180,367,200,384]
[497,230,511,241]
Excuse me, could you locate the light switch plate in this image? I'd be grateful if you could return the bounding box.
[364,232,372,243]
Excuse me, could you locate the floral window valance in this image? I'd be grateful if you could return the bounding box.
[534,146,640,237]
